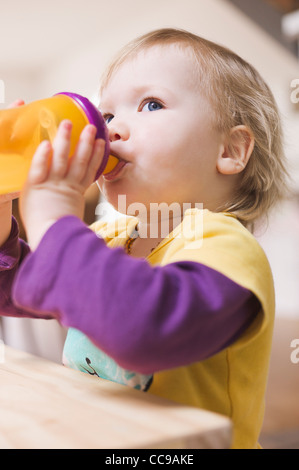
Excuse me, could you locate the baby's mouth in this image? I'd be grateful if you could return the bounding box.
[103,154,121,175]
[102,154,128,181]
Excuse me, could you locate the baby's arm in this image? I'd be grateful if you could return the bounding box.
[12,215,260,374]
[0,98,50,318]
[0,118,103,320]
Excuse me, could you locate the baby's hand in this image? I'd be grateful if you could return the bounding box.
[20,120,105,250]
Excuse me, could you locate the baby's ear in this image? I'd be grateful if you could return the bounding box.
[216,125,254,175]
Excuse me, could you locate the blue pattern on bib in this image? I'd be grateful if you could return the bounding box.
[63,328,153,391]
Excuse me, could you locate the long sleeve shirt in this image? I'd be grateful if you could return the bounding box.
[1,209,276,448]
[0,214,260,374]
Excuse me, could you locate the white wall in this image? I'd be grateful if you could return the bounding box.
[1,0,299,321]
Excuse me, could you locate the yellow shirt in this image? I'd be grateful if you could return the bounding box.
[90,208,275,449]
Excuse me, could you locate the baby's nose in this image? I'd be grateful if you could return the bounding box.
[108,119,129,142]
[109,129,121,142]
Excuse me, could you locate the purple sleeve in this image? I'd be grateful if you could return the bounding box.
[0,217,53,319]
[12,216,260,374]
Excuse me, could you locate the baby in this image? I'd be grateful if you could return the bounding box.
[0,28,288,448]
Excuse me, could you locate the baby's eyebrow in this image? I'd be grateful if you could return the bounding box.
[100,85,173,111]
[129,85,172,97]
[98,100,110,114]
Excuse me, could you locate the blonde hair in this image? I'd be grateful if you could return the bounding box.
[100,28,289,230]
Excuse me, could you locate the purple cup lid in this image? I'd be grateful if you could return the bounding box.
[55,92,110,179]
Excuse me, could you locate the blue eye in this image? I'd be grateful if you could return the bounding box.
[103,114,114,124]
[142,101,163,112]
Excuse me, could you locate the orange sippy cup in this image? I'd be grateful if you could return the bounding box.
[0,92,118,195]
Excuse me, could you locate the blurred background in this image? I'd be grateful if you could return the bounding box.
[0,0,299,448]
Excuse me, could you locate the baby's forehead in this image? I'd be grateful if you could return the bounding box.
[101,43,201,95]
[134,42,195,58]
[124,43,198,72]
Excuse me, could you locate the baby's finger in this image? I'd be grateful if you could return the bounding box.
[67,124,97,181]
[27,140,52,184]
[48,120,72,178]
[81,139,106,188]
